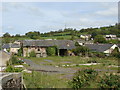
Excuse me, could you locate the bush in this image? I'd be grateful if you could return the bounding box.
[94,35,107,43]
[9,56,19,65]
[111,47,120,58]
[69,69,98,88]
[87,60,97,63]
[91,52,105,58]
[72,46,89,56]
[46,46,57,56]
[17,48,23,56]
[5,66,23,72]
[29,51,36,57]
[99,73,120,89]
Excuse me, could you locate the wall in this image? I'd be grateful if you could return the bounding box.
[23,47,47,57]
[1,73,24,89]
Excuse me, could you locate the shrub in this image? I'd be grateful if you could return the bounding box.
[72,46,89,56]
[46,46,57,56]
[99,73,120,89]
[5,66,23,72]
[9,56,19,65]
[69,69,98,88]
[7,56,23,66]
[17,48,23,56]
[91,52,105,58]
[94,35,107,43]
[75,42,80,46]
[111,47,120,58]
[87,60,97,63]
[29,51,36,57]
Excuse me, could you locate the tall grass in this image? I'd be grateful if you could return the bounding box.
[23,71,69,88]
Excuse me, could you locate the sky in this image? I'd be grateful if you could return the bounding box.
[1,2,118,35]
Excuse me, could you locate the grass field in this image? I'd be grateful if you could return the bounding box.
[24,56,118,71]
[23,71,70,88]
[22,56,119,88]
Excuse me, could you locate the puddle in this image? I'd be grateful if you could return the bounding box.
[44,59,53,62]
[61,61,71,63]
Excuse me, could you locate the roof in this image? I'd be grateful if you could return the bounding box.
[22,40,76,50]
[85,44,114,52]
[2,44,10,49]
[11,43,20,48]
[2,43,20,49]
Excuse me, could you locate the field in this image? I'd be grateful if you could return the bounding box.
[24,56,118,71]
[22,56,119,88]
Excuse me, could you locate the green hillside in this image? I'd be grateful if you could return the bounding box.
[1,23,120,44]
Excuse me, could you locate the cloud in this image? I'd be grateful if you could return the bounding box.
[2,2,118,35]
[95,7,118,17]
[26,6,45,16]
[7,26,14,30]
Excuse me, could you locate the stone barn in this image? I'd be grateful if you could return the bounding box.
[22,40,75,57]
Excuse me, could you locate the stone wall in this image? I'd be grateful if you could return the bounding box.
[0,73,24,89]
[23,47,47,57]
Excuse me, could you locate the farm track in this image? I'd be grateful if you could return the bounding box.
[23,59,118,74]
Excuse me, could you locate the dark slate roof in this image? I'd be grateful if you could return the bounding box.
[53,40,76,49]
[2,43,20,49]
[22,40,76,50]
[2,44,10,49]
[85,44,114,52]
[11,43,20,48]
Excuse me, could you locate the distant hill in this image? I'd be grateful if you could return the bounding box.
[1,23,120,44]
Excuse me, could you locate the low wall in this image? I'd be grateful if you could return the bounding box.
[0,73,24,89]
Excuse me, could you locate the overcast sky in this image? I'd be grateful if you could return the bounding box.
[1,2,118,35]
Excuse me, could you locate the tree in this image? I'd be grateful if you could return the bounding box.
[94,35,106,43]
[3,32,11,37]
[29,51,36,57]
[111,47,120,58]
[91,31,97,39]
[17,48,23,56]
[25,31,40,39]
[2,37,11,43]
[72,46,89,56]
[15,34,21,37]
[99,74,120,89]
[46,46,57,56]
[69,69,98,88]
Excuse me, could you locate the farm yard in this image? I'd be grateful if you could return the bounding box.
[21,56,119,88]
[23,56,119,71]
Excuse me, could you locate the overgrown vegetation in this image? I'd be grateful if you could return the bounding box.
[69,69,120,89]
[99,73,120,89]
[69,69,98,88]
[29,51,36,57]
[46,46,57,56]
[5,65,23,72]
[7,55,23,65]
[23,71,69,88]
[72,45,89,56]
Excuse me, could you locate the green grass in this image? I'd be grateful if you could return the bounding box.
[25,56,118,65]
[23,56,118,72]
[40,35,79,40]
[22,56,119,88]
[23,71,70,88]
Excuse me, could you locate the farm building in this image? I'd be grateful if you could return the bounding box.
[22,40,76,57]
[85,44,119,55]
